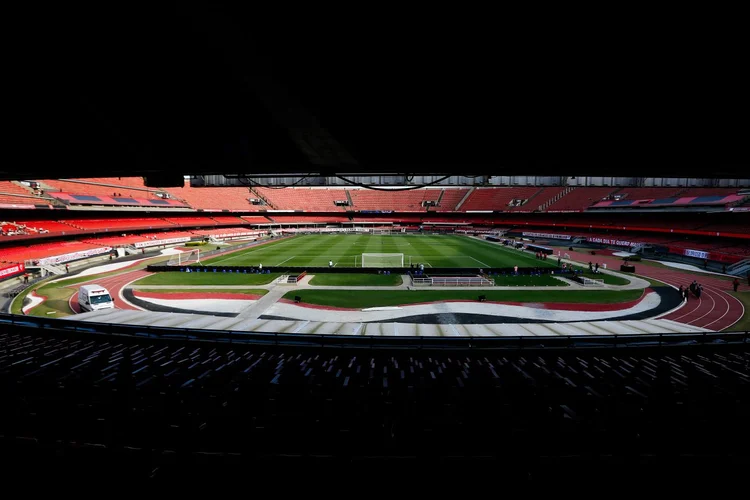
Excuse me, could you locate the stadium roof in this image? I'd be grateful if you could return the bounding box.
[18,4,746,184]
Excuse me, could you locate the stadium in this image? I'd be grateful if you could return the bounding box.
[3,178,749,336]
[3,7,749,484]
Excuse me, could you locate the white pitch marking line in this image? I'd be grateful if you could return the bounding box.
[469,256,492,268]
[276,256,294,266]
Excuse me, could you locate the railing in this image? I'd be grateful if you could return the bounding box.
[411,276,494,286]
[2,275,48,311]
[0,312,748,350]
[581,277,605,286]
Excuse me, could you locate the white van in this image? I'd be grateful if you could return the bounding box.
[78,284,114,312]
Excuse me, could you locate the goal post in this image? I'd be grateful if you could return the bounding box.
[167,249,201,266]
[361,253,404,267]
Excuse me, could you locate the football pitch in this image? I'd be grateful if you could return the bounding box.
[203,234,559,269]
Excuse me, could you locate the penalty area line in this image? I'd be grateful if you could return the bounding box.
[469,256,491,268]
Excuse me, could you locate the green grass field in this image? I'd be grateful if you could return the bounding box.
[283,289,644,309]
[203,234,560,269]
[133,272,280,286]
[728,291,750,331]
[135,288,268,296]
[308,274,403,286]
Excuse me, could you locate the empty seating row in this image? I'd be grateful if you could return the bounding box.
[0,329,747,479]
[163,180,261,211]
[40,177,159,198]
[460,187,540,211]
[161,217,218,226]
[347,188,441,211]
[0,240,108,264]
[433,188,470,211]
[511,187,567,212]
[613,187,683,199]
[63,218,175,230]
[255,187,349,211]
[545,187,617,212]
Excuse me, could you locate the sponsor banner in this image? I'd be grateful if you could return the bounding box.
[728,207,750,212]
[586,236,639,247]
[37,247,112,266]
[0,203,36,209]
[522,231,572,240]
[684,248,709,259]
[133,236,191,248]
[0,262,25,278]
[456,229,504,235]
[210,231,262,239]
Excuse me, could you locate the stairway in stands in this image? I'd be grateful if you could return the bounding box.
[251,187,276,209]
[454,187,474,210]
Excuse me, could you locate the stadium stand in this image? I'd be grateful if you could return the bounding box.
[0,240,108,264]
[544,187,617,212]
[613,187,683,199]
[255,187,349,211]
[62,218,174,231]
[434,188,470,211]
[138,230,196,240]
[162,217,220,227]
[0,220,78,236]
[510,186,567,212]
[162,179,262,211]
[459,187,540,211]
[347,188,440,211]
[0,181,50,207]
[40,177,161,197]
[240,215,273,224]
[268,215,350,223]
[0,327,747,480]
[190,227,259,237]
[678,187,740,197]
[208,216,248,225]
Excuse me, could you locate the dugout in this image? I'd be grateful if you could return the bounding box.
[525,243,553,255]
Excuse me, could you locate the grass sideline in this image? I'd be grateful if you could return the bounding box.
[202,234,560,269]
[728,291,750,332]
[12,282,76,317]
[484,274,566,286]
[283,289,644,309]
[573,270,631,285]
[133,272,280,286]
[308,274,403,286]
[135,288,269,296]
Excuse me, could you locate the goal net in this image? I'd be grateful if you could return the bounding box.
[361,253,404,267]
[370,228,392,235]
[167,249,201,266]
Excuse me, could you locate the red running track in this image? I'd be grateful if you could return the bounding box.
[65,239,290,313]
[60,243,746,331]
[563,249,745,331]
[68,270,150,313]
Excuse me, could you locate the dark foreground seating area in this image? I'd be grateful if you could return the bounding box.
[1,327,749,481]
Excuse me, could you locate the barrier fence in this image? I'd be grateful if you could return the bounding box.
[0,312,748,351]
